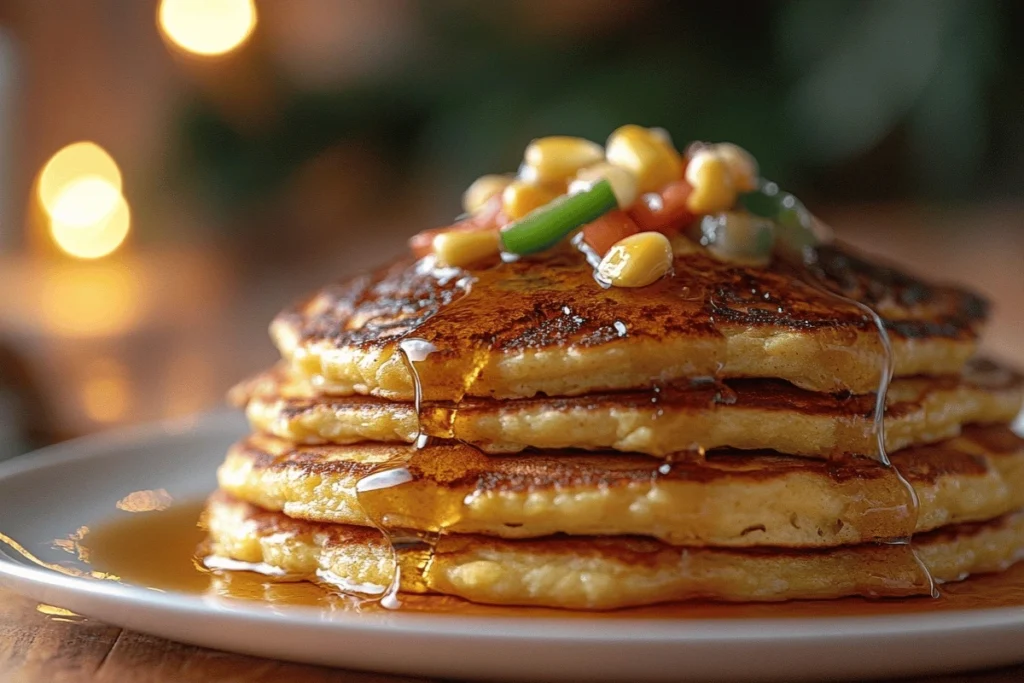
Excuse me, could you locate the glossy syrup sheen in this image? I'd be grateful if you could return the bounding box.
[324,245,940,606]
[71,500,1024,619]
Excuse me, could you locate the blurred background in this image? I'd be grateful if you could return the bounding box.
[0,0,1021,458]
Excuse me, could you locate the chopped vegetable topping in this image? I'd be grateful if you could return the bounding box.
[580,210,640,257]
[606,125,684,195]
[502,180,563,221]
[433,228,500,268]
[523,136,605,184]
[419,126,827,286]
[698,211,775,266]
[739,181,820,260]
[500,179,617,256]
[629,180,694,234]
[596,231,674,288]
[463,174,512,215]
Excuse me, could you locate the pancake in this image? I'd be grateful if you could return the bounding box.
[271,242,987,401]
[235,358,1022,458]
[216,425,1024,548]
[204,492,1024,609]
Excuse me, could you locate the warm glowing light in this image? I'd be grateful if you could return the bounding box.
[50,193,130,259]
[80,358,130,423]
[37,142,122,213]
[158,0,257,56]
[37,263,142,337]
[48,176,121,227]
[37,142,130,260]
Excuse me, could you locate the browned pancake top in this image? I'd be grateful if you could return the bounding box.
[277,242,987,360]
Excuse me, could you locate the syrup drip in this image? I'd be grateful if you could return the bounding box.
[796,250,935,596]
[349,264,494,608]
[351,337,438,609]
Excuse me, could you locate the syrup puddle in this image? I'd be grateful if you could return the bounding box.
[5,498,1024,619]
[35,604,86,622]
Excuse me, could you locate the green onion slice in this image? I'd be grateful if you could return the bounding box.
[499,179,617,255]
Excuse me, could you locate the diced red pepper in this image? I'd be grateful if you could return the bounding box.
[580,210,640,257]
[628,179,695,235]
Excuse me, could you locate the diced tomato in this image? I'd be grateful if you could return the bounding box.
[580,210,641,257]
[628,179,695,235]
[409,196,503,258]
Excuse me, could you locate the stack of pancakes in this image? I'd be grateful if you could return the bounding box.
[206,244,1024,609]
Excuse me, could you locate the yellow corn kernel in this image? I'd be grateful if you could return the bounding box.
[502,180,562,221]
[432,229,500,268]
[605,124,684,195]
[714,142,759,193]
[596,231,673,288]
[522,136,604,184]
[571,162,639,209]
[684,150,737,214]
[462,174,512,215]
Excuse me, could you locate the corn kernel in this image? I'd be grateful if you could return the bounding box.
[570,162,638,209]
[606,125,684,195]
[502,180,562,221]
[432,229,500,268]
[714,143,759,193]
[596,231,673,288]
[684,150,737,214]
[462,174,512,215]
[523,136,604,184]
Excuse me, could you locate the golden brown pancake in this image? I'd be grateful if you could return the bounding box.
[216,425,1024,548]
[235,358,1022,458]
[271,242,987,401]
[204,492,1024,609]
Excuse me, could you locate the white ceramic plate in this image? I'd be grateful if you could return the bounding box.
[2,412,1024,681]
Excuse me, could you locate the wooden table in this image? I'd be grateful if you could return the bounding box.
[0,586,1021,682]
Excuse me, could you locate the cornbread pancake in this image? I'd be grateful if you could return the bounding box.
[235,358,1022,458]
[271,243,987,401]
[216,425,1024,548]
[204,492,1024,609]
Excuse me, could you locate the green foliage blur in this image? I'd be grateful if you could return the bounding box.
[173,0,1023,225]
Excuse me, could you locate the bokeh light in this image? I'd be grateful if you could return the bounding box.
[47,176,121,228]
[37,262,142,337]
[49,194,131,259]
[158,0,257,57]
[80,357,130,423]
[37,141,122,214]
[37,142,131,259]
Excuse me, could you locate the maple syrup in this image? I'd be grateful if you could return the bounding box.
[12,499,1018,619]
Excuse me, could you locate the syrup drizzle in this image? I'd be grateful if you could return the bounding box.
[796,248,936,596]
[349,263,487,608]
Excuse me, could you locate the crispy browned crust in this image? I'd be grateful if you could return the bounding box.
[270,242,987,400]
[216,425,1024,548]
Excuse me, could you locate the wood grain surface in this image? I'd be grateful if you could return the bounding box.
[0,586,1022,682]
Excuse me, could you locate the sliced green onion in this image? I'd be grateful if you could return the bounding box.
[499,179,617,255]
[738,181,781,218]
